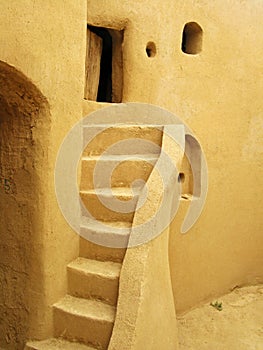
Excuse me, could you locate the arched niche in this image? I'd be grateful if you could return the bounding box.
[0,61,50,349]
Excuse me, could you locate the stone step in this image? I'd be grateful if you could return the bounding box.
[82,124,163,156]
[79,236,126,263]
[80,187,140,222]
[80,154,158,190]
[25,338,96,350]
[67,257,121,306]
[53,295,115,350]
[80,217,131,251]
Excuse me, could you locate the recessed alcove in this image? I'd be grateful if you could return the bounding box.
[0,61,50,348]
[181,22,203,55]
[146,41,157,57]
[85,25,124,103]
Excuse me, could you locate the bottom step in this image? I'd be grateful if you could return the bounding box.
[25,338,96,349]
[53,295,115,349]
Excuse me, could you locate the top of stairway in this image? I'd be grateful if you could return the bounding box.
[26,338,97,350]
[82,123,164,128]
[81,153,159,161]
[82,124,163,156]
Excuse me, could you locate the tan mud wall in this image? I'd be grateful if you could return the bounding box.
[0,0,262,348]
[169,0,263,313]
[0,62,50,349]
[86,0,263,313]
[0,1,86,349]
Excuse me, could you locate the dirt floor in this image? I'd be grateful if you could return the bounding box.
[177,285,263,350]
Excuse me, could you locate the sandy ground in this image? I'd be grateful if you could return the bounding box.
[177,285,263,350]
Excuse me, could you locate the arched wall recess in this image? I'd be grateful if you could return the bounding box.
[0,61,50,349]
[181,22,203,54]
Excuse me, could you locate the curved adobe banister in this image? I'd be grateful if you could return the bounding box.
[109,125,186,350]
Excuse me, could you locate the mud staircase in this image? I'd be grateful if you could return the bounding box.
[26,125,162,350]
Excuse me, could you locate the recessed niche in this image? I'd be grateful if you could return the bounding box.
[146,41,156,57]
[85,25,123,103]
[178,173,185,183]
[181,22,203,55]
[178,135,202,197]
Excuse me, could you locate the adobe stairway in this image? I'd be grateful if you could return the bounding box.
[25,125,162,350]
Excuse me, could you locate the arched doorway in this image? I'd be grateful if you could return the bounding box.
[0,61,50,349]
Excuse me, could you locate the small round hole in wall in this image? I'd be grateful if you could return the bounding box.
[146,42,156,57]
[178,173,185,183]
[181,22,203,55]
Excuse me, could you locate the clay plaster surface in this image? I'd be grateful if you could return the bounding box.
[0,0,262,348]
[178,285,263,349]
[86,0,263,313]
[0,1,86,348]
[0,61,50,349]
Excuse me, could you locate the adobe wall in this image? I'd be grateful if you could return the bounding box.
[0,0,262,348]
[85,0,263,313]
[0,1,86,348]
[168,0,263,313]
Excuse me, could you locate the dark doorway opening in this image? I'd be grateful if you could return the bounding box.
[85,25,123,103]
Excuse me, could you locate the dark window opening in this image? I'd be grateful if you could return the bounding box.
[178,172,185,183]
[85,25,123,103]
[181,22,203,55]
[146,41,156,57]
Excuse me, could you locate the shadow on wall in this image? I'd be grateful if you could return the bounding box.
[0,61,50,350]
